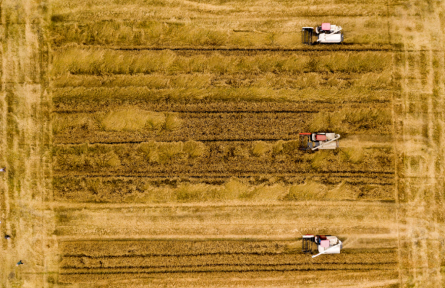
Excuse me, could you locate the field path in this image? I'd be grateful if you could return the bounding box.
[0,0,55,287]
[392,0,445,286]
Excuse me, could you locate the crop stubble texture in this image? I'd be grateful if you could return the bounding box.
[0,0,416,286]
[58,240,397,283]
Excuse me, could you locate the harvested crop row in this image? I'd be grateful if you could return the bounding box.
[52,49,391,76]
[59,240,397,270]
[58,270,399,285]
[53,142,394,177]
[51,0,390,23]
[53,176,395,203]
[54,202,396,238]
[51,3,390,20]
[59,243,396,272]
[60,240,296,257]
[60,263,396,274]
[53,72,393,89]
[53,107,392,143]
[50,18,390,49]
[55,225,394,239]
[53,87,394,113]
[54,100,392,114]
[54,173,394,186]
[59,240,395,258]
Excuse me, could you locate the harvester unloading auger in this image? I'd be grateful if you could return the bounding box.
[299,132,340,151]
[302,23,343,45]
[302,235,343,258]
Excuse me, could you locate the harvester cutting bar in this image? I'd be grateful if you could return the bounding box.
[301,27,314,45]
[302,235,315,254]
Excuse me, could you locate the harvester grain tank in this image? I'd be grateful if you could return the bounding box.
[302,235,343,258]
[302,23,343,45]
[299,132,340,151]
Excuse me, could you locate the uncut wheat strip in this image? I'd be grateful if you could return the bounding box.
[52,141,394,177]
[51,109,393,147]
[52,174,395,204]
[49,15,391,48]
[51,49,392,76]
[52,86,393,106]
[53,72,393,89]
[52,157,394,177]
[51,0,390,23]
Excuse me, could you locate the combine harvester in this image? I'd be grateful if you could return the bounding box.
[302,23,343,45]
[299,132,340,151]
[302,235,343,258]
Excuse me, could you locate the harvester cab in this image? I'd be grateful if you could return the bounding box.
[302,235,343,258]
[299,132,340,151]
[302,23,343,45]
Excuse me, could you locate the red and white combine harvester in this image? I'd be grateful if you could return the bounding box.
[302,23,343,45]
[302,235,343,258]
[299,132,340,151]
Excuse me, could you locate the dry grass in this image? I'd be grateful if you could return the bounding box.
[101,109,165,131]
[252,141,272,157]
[183,140,207,159]
[54,73,213,88]
[52,49,391,76]
[284,181,327,201]
[341,148,365,164]
[164,113,182,131]
[52,71,393,112]
[54,72,393,90]
[52,109,182,134]
[52,113,97,135]
[139,140,207,163]
[51,50,393,110]
[53,176,395,203]
[309,108,392,135]
[138,141,182,163]
[309,146,393,171]
[53,86,392,110]
[53,141,394,177]
[50,16,390,47]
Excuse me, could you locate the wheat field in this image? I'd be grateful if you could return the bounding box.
[0,0,444,287]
